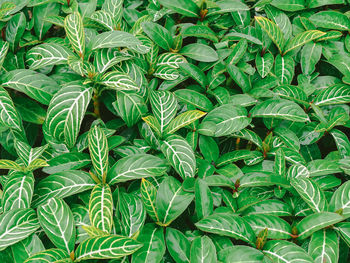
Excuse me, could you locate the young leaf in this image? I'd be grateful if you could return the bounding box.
[255,16,284,53]
[88,126,109,183]
[64,12,85,58]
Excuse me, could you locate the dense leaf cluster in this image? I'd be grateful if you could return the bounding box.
[1,0,350,262]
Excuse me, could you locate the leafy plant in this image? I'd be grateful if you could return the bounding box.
[0,0,350,262]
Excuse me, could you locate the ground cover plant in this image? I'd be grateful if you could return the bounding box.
[0,0,350,262]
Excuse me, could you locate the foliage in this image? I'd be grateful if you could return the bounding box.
[1,0,350,262]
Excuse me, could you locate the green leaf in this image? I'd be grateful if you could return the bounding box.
[113,90,148,127]
[227,39,248,65]
[26,43,75,70]
[100,71,140,92]
[89,183,113,234]
[131,224,166,263]
[227,64,251,93]
[210,0,249,15]
[296,212,344,240]
[283,30,325,55]
[43,85,92,148]
[200,104,251,137]
[329,181,350,218]
[271,0,305,11]
[156,177,194,226]
[291,177,327,213]
[274,54,295,84]
[182,25,218,43]
[2,172,34,212]
[301,42,322,75]
[0,86,22,131]
[244,214,292,240]
[1,69,60,105]
[32,170,95,207]
[256,52,274,78]
[108,154,167,184]
[42,152,91,174]
[263,240,314,263]
[157,0,199,17]
[195,178,214,220]
[179,63,207,88]
[164,110,206,135]
[307,159,341,177]
[309,11,350,31]
[195,212,256,245]
[74,235,142,261]
[174,89,214,112]
[160,135,196,179]
[250,99,309,122]
[190,236,217,263]
[38,198,76,253]
[314,84,350,106]
[166,228,191,263]
[141,179,159,222]
[142,22,173,51]
[88,126,109,183]
[14,140,48,167]
[218,246,264,263]
[33,3,60,40]
[0,208,40,251]
[308,229,339,263]
[23,248,71,263]
[330,129,350,158]
[64,12,85,57]
[119,191,146,237]
[5,12,26,52]
[94,48,129,73]
[90,31,141,50]
[255,16,284,53]
[0,40,9,68]
[180,44,219,62]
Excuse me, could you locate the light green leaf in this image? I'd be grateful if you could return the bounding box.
[64,12,85,57]
[255,16,284,53]
[89,184,113,234]
[142,22,173,51]
[38,198,75,253]
[166,228,191,263]
[88,126,109,183]
[301,42,322,75]
[256,51,274,78]
[0,159,22,171]
[141,178,159,222]
[218,246,263,263]
[174,89,213,112]
[274,54,295,84]
[283,30,325,55]
[0,40,9,68]
[165,110,206,135]
[271,0,305,11]
[75,236,142,261]
[23,248,71,263]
